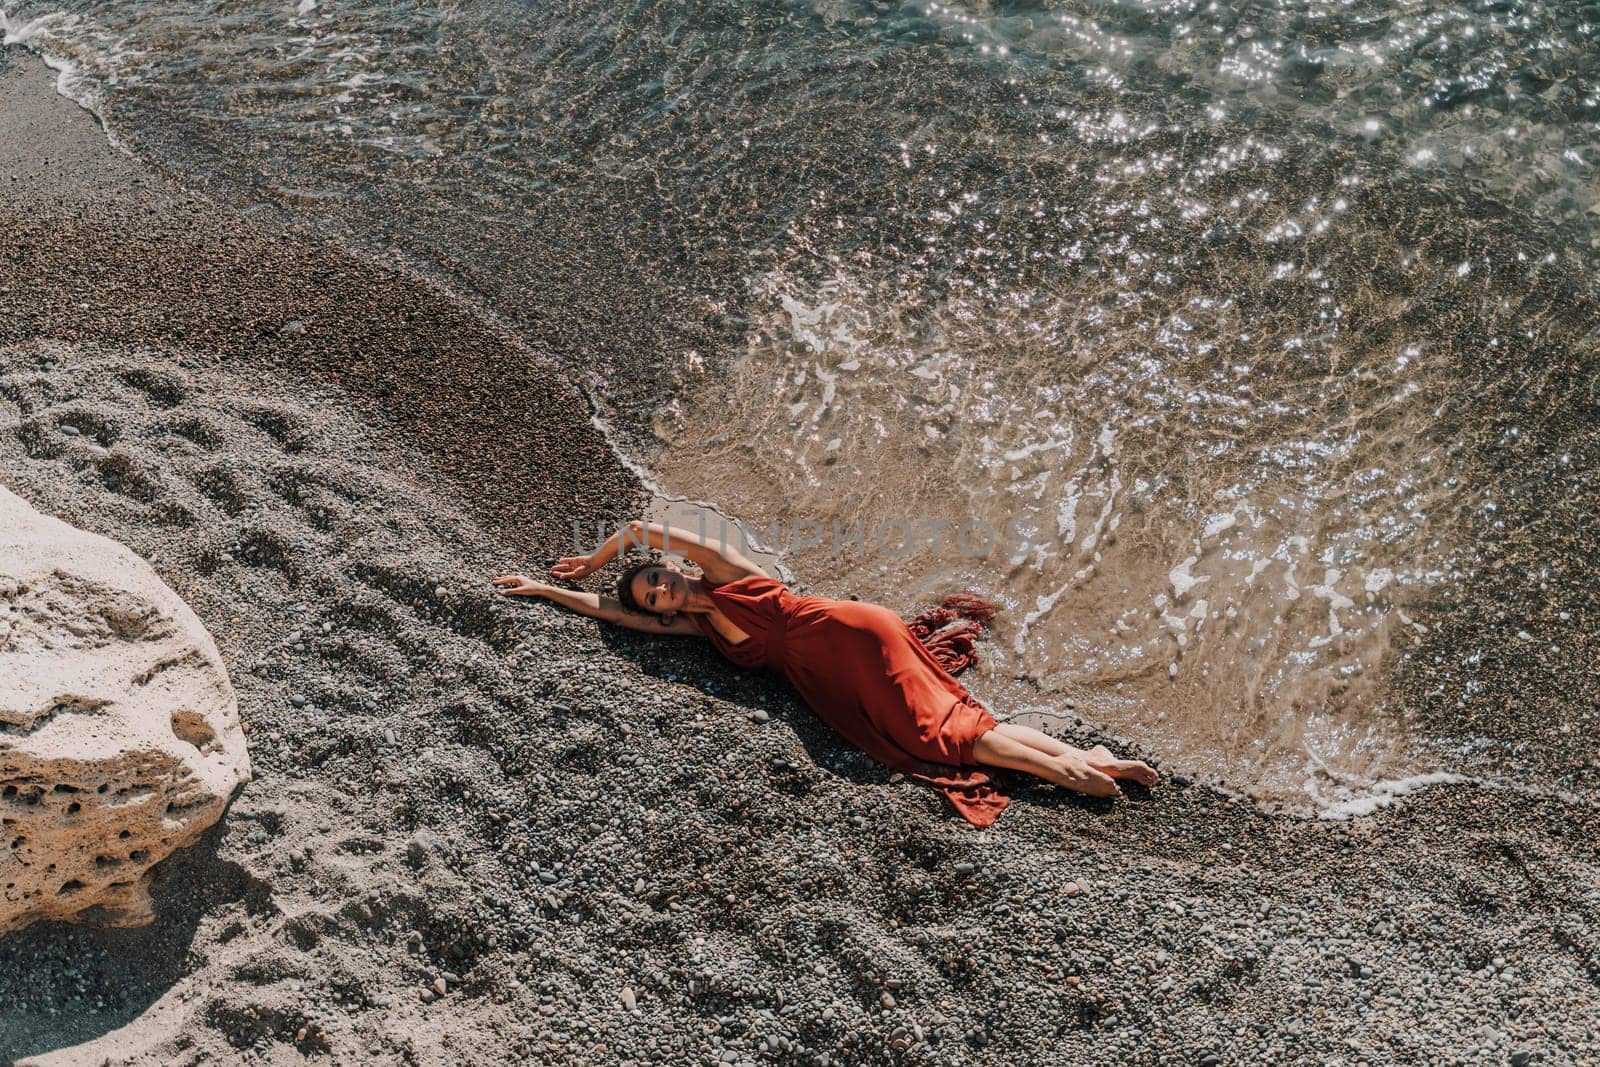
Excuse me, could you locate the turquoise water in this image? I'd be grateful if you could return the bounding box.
[4,0,1596,807]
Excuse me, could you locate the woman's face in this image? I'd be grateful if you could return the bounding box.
[629,561,688,615]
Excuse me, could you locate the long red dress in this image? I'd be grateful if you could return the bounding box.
[692,574,1010,827]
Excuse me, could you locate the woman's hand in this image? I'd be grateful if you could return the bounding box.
[492,574,551,597]
[548,555,600,581]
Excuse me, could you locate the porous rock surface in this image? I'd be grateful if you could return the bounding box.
[0,484,249,936]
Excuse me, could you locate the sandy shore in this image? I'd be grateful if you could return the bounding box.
[2,52,1598,1067]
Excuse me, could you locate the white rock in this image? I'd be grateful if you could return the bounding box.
[0,486,250,936]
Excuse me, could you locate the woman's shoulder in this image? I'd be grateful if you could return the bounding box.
[704,569,785,593]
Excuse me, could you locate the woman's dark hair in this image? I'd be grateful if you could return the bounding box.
[613,554,663,615]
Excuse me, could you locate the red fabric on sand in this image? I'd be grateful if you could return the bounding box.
[692,574,1010,827]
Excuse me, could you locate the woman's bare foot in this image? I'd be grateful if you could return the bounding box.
[1086,745,1160,787]
[1049,755,1123,798]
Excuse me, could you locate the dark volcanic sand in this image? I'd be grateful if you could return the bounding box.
[2,53,1599,1067]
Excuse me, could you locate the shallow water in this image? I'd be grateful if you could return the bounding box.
[3,0,1596,810]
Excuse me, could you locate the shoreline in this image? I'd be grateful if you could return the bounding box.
[3,48,1599,1067]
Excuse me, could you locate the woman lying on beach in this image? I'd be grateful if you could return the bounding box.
[492,520,1157,827]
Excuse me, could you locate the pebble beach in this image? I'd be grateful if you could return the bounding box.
[2,49,1599,1067]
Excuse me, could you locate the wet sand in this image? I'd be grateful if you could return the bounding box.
[2,53,1599,1067]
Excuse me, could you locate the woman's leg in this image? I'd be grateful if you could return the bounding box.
[988,721,1160,787]
[989,721,1071,756]
[973,727,1122,798]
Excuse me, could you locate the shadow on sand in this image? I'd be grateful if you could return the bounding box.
[600,625,892,784]
[0,829,269,1064]
[597,625,1135,820]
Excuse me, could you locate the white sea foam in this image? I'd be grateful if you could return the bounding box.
[1054,488,1079,544]
[1169,554,1209,599]
[1364,567,1395,595]
[1309,772,1473,820]
[1,7,136,153]
[1307,567,1355,647]
[1003,435,1072,463]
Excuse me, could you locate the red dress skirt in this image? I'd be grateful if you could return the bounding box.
[692,574,1009,827]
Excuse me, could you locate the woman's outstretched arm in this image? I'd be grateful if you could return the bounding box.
[552,519,767,585]
[491,576,704,636]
